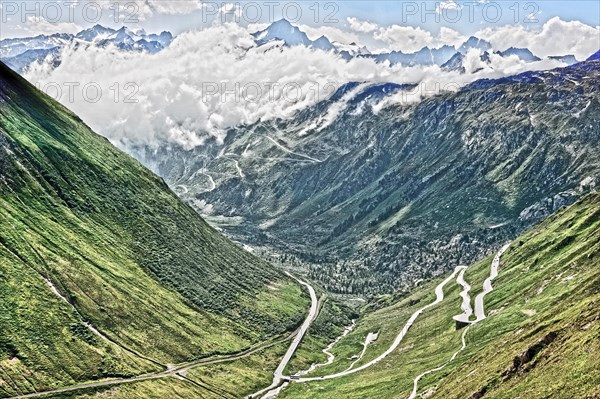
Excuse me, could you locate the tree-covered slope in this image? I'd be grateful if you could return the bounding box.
[142,61,600,295]
[0,61,308,397]
[277,192,599,399]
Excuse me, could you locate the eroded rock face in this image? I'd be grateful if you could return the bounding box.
[503,331,559,377]
[138,62,600,295]
[468,388,487,399]
[519,191,579,223]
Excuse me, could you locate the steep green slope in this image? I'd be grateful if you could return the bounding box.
[144,62,600,295]
[0,61,308,397]
[276,192,599,398]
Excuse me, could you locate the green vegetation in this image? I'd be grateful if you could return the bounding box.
[285,298,356,375]
[186,342,289,398]
[43,342,289,399]
[156,62,600,295]
[0,54,597,399]
[0,61,307,397]
[45,377,223,399]
[33,191,599,397]
[275,193,599,398]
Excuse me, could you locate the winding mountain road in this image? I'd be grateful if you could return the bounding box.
[293,266,467,383]
[10,245,511,399]
[452,268,473,324]
[248,273,319,399]
[8,273,318,399]
[473,243,511,322]
[281,242,511,398]
[346,331,379,371]
[201,172,217,192]
[297,320,356,376]
[410,243,511,398]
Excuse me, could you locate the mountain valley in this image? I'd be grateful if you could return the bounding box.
[139,60,600,296]
[0,8,598,399]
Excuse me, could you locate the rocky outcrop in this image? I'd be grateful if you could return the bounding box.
[519,191,579,223]
[503,331,559,378]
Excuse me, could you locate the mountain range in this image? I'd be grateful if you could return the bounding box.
[278,191,600,399]
[251,19,580,70]
[0,25,173,73]
[253,19,335,51]
[0,27,598,399]
[1,19,583,76]
[138,60,600,296]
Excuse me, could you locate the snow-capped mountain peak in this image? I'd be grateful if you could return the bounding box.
[253,19,311,47]
[458,36,492,54]
[75,24,116,42]
[1,24,173,73]
[311,35,335,51]
[252,19,340,53]
[548,55,579,65]
[497,47,541,62]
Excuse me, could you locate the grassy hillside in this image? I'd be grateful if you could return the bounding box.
[39,378,225,399]
[276,192,599,399]
[0,61,308,397]
[60,192,595,399]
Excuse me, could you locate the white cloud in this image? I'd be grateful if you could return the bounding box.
[373,25,465,52]
[21,16,81,35]
[299,25,363,46]
[218,3,243,21]
[374,25,434,53]
[347,17,378,33]
[372,55,565,112]
[22,22,577,150]
[436,0,462,14]
[246,22,269,32]
[476,17,599,60]
[437,27,466,48]
[107,0,203,21]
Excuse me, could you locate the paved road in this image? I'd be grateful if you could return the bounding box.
[8,271,322,399]
[410,243,511,398]
[247,273,319,399]
[201,172,216,192]
[8,333,298,399]
[473,243,511,322]
[9,271,319,399]
[346,331,379,371]
[291,243,511,390]
[452,268,473,324]
[10,248,511,399]
[294,266,467,383]
[297,320,356,376]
